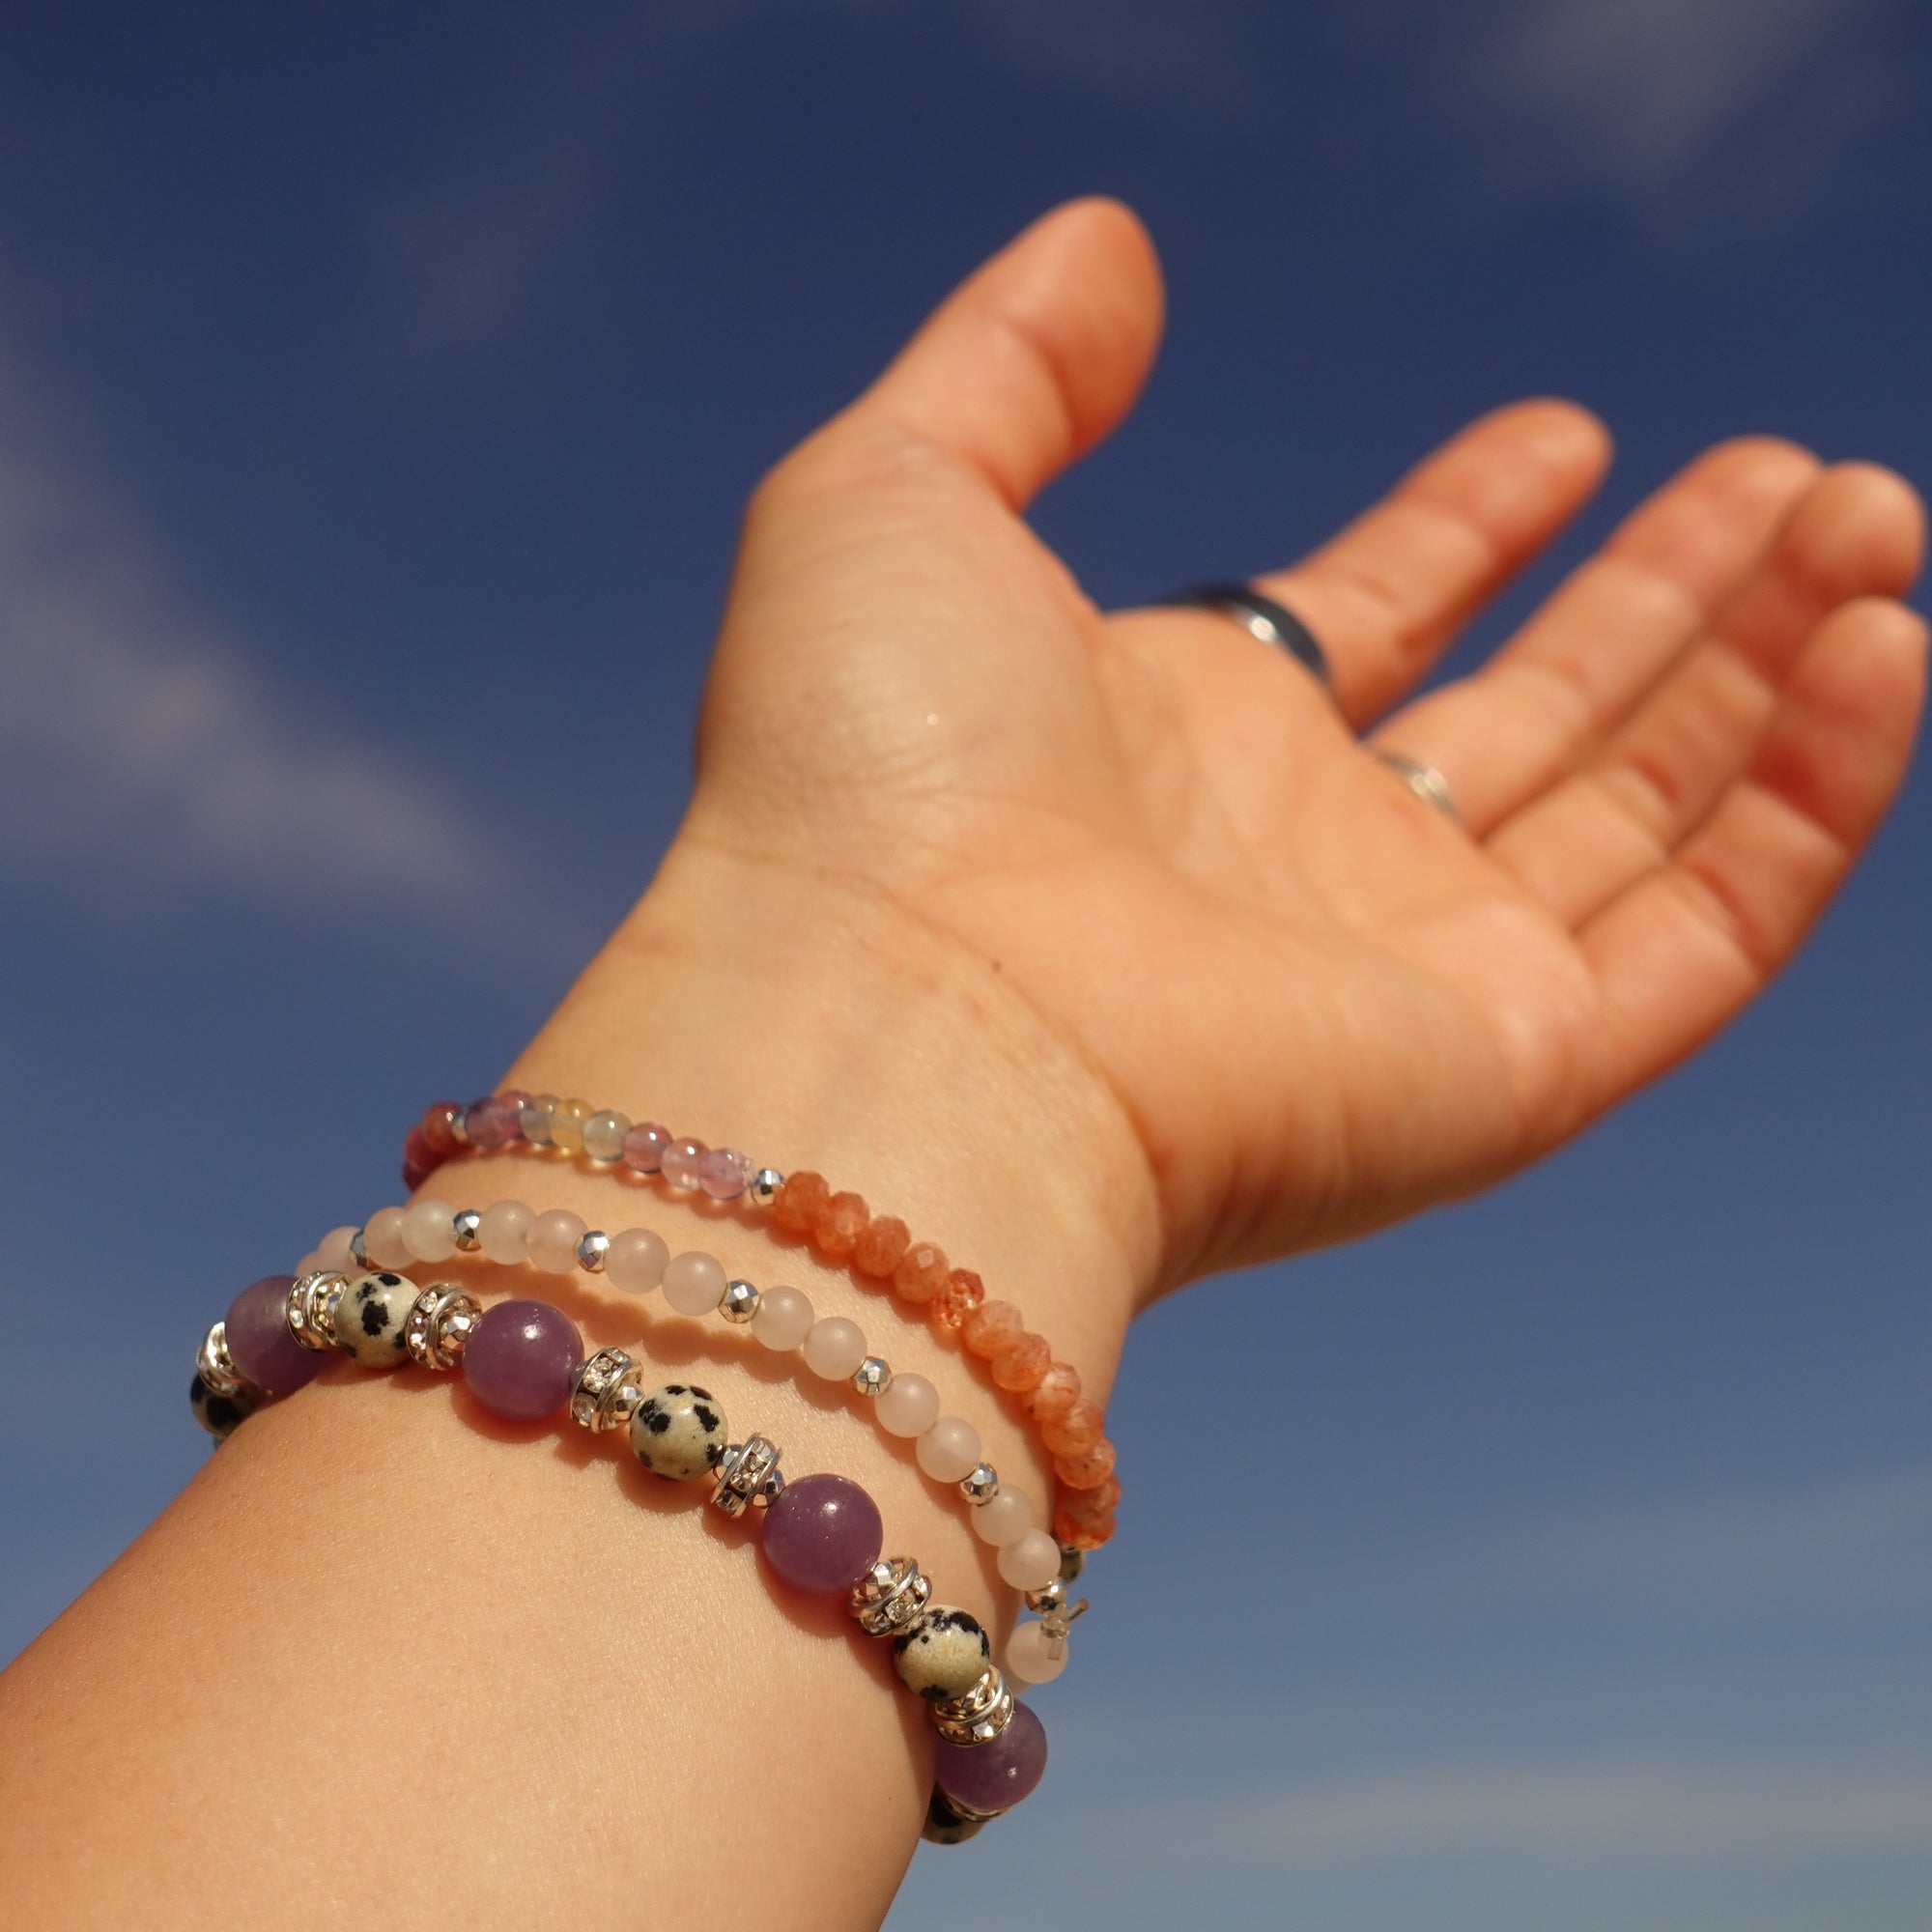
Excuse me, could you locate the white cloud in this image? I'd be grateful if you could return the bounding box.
[1076,1754,1932,1866]
[0,329,505,923]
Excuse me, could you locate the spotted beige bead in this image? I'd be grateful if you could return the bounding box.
[628,1383,729,1482]
[891,1605,991,1703]
[334,1271,418,1368]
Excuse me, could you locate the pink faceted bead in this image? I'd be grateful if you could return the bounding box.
[526,1208,588,1273]
[698,1147,749,1200]
[661,1138,707,1189]
[622,1122,671,1175]
[462,1299,582,1422]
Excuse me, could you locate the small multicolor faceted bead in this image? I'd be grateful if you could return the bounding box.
[761,1473,884,1594]
[697,1148,750,1200]
[463,1299,584,1422]
[621,1122,671,1174]
[892,1606,992,1702]
[333,1272,420,1368]
[628,1384,728,1481]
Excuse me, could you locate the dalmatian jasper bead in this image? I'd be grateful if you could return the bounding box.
[190,1370,263,1440]
[892,1605,991,1703]
[334,1271,419,1368]
[628,1383,729,1482]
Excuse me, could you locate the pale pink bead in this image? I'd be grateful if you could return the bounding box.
[752,1284,814,1351]
[605,1226,669,1294]
[477,1200,535,1265]
[916,1416,982,1484]
[526,1208,588,1273]
[1004,1619,1068,1686]
[662,1249,726,1317]
[661,1137,707,1189]
[294,1248,327,1277]
[971,1489,1036,1548]
[402,1197,458,1263]
[874,1372,941,1438]
[802,1317,867,1381]
[317,1226,358,1272]
[698,1147,749,1200]
[997,1529,1063,1592]
[363,1207,412,1271]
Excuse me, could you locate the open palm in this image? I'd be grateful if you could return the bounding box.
[691,199,1924,1293]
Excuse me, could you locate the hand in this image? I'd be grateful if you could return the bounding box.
[681,197,1924,1293]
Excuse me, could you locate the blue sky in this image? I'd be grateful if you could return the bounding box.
[3,4,1930,1926]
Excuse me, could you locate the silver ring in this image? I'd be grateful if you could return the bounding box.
[1371,750,1460,825]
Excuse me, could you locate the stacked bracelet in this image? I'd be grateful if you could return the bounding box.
[191,1269,1074,1844]
[293,1200,1080,1670]
[400,1091,1120,1551]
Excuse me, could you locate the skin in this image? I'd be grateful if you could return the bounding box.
[0,198,1920,1929]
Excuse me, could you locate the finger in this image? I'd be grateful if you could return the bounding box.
[1374,437,1822,834]
[1577,597,1926,1106]
[1251,399,1611,724]
[791,196,1165,511]
[1490,464,1925,924]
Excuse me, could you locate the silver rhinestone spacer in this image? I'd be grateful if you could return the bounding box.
[923,1786,1001,1845]
[568,1347,645,1431]
[929,1664,1015,1747]
[749,1167,783,1209]
[852,1355,893,1399]
[958,1462,1000,1505]
[403,1285,482,1370]
[1024,1577,1068,1617]
[451,1208,483,1254]
[575,1230,611,1273]
[721,1280,760,1324]
[349,1227,374,1272]
[286,1271,348,1352]
[711,1435,784,1517]
[848,1555,933,1637]
[195,1320,260,1400]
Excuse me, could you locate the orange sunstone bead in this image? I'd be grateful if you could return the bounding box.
[990,1332,1051,1392]
[893,1241,951,1304]
[930,1267,985,1331]
[962,1298,1024,1361]
[853,1214,911,1279]
[1039,1398,1104,1458]
[814,1190,868,1261]
[1058,1472,1121,1518]
[1053,1437,1117,1491]
[772,1170,829,1236]
[1021,1362,1082,1423]
[1055,1504,1116,1550]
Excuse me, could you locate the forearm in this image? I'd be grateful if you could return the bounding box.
[0,841,1154,1930]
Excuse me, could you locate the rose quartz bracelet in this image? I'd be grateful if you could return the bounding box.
[400,1092,1120,1552]
[190,1269,1065,1843]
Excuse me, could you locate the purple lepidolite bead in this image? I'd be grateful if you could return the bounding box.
[224,1274,325,1396]
[463,1298,583,1421]
[761,1473,884,1595]
[932,1699,1047,1813]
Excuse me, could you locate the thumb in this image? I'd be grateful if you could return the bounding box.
[832,196,1166,510]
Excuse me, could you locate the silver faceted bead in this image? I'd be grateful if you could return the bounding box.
[852,1356,893,1399]
[1058,1544,1085,1584]
[403,1284,483,1370]
[749,1168,783,1209]
[285,1271,347,1352]
[710,1435,784,1517]
[721,1280,760,1324]
[923,1785,1000,1845]
[575,1229,611,1273]
[569,1347,646,1432]
[958,1463,999,1505]
[451,1208,483,1254]
[1024,1577,1069,1618]
[848,1555,933,1637]
[349,1227,374,1272]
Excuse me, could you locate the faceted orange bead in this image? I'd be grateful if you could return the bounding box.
[893,1241,951,1304]
[1039,1398,1104,1458]
[962,1298,1024,1361]
[814,1190,868,1261]
[1053,1437,1117,1491]
[990,1332,1051,1392]
[1054,1503,1115,1550]
[853,1214,910,1279]
[772,1170,828,1236]
[1058,1472,1121,1518]
[930,1267,985,1332]
[1021,1362,1082,1424]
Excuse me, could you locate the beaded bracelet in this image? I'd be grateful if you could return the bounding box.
[191,1270,1082,1843]
[296,1199,1083,1651]
[401,1091,1121,1551]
